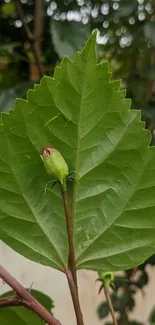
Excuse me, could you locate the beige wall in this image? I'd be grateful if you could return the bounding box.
[0,242,155,325]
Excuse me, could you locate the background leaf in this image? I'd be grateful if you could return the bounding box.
[51,20,91,58]
[0,289,54,325]
[0,82,33,112]
[1,2,15,17]
[97,302,109,319]
[0,32,155,272]
[144,22,155,47]
[0,42,20,53]
[114,1,138,18]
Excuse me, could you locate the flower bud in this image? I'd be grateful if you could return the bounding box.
[98,271,114,287]
[41,146,69,186]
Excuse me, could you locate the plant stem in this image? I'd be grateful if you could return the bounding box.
[62,189,77,287]
[15,0,33,40]
[104,286,118,325]
[62,189,84,325]
[9,51,35,64]
[0,265,62,325]
[66,270,84,325]
[32,0,44,77]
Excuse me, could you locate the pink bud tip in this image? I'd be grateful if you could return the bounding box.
[43,146,53,157]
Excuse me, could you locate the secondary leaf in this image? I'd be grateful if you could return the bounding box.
[1,2,15,17]
[114,0,138,18]
[0,82,33,112]
[0,32,155,272]
[51,20,91,58]
[144,21,155,47]
[0,290,54,325]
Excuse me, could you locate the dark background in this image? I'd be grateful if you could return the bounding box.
[1,0,155,143]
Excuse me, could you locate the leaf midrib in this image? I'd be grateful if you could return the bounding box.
[72,45,94,229]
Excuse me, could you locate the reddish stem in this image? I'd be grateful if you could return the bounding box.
[66,270,84,325]
[0,295,22,307]
[62,190,77,287]
[62,189,84,325]
[0,265,62,325]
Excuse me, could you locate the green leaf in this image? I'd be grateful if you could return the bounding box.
[97,302,109,319]
[134,270,148,289]
[1,2,15,17]
[149,307,155,324]
[51,20,91,58]
[113,0,138,18]
[98,293,134,319]
[0,289,54,325]
[1,32,155,272]
[0,42,20,52]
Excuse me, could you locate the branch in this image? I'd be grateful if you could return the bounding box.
[0,265,62,325]
[0,295,22,307]
[66,270,84,325]
[9,51,35,64]
[34,0,44,43]
[15,0,33,41]
[15,0,44,78]
[104,286,118,325]
[32,0,44,77]
[8,51,53,72]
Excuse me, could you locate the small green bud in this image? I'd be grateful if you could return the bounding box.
[41,146,69,187]
[98,271,114,288]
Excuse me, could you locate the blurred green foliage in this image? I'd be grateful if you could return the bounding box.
[0,0,155,137]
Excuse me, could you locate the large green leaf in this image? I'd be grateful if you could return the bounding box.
[0,32,155,272]
[0,290,54,325]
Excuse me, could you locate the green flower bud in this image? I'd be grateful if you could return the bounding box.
[98,271,114,288]
[41,146,69,187]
